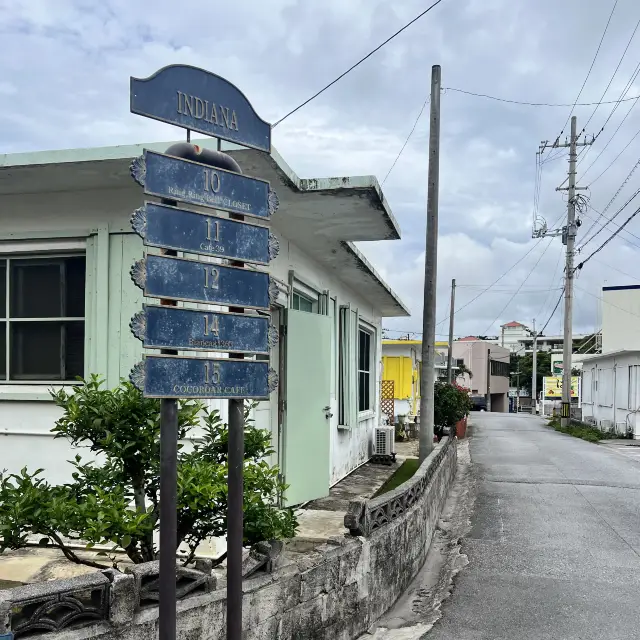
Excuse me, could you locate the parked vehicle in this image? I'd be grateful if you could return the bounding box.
[470,395,487,411]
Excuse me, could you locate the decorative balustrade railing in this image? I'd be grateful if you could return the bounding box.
[344,437,451,537]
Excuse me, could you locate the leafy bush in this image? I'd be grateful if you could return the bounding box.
[434,382,472,437]
[0,376,297,568]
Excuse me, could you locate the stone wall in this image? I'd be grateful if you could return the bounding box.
[0,437,457,640]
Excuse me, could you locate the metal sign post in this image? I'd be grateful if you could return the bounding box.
[129,66,276,640]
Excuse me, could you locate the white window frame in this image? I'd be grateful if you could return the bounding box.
[0,250,86,386]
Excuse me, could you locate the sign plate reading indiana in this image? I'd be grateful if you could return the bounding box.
[131,254,277,310]
[131,202,279,265]
[131,305,278,355]
[130,355,278,399]
[131,150,277,221]
[130,65,271,152]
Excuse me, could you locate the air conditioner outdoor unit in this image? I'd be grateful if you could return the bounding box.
[600,419,612,432]
[374,426,395,457]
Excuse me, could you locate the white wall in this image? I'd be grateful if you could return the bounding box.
[0,184,384,488]
[602,287,640,353]
[581,352,640,438]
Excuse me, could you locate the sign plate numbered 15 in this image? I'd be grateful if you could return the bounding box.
[130,355,278,399]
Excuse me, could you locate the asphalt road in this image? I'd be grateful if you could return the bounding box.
[427,412,640,640]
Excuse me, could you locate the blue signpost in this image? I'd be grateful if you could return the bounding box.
[130,254,276,309]
[128,64,277,640]
[131,150,277,220]
[130,356,274,399]
[131,305,277,355]
[131,202,279,265]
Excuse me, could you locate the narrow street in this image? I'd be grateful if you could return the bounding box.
[428,413,640,640]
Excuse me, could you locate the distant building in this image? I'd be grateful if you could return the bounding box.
[452,339,510,412]
[381,339,450,418]
[500,321,531,352]
[601,285,640,352]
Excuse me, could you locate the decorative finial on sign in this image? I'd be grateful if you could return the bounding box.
[267,368,279,393]
[130,310,147,342]
[130,361,146,391]
[268,233,280,261]
[130,155,147,186]
[268,279,279,306]
[268,325,279,348]
[130,205,148,238]
[130,258,147,289]
[268,189,279,216]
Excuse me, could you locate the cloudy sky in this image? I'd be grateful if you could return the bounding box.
[3,0,640,340]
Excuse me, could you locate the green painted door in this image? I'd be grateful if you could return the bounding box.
[283,309,331,505]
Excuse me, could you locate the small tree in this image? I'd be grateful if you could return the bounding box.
[0,376,297,568]
[433,382,472,438]
[455,363,473,381]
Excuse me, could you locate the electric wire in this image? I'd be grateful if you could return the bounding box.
[576,203,640,270]
[580,204,640,248]
[481,237,556,336]
[555,0,619,141]
[587,120,640,185]
[540,287,565,334]
[382,96,430,185]
[273,0,445,127]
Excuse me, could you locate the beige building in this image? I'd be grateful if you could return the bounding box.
[452,338,510,412]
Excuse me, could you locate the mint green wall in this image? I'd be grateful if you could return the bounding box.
[85,231,144,387]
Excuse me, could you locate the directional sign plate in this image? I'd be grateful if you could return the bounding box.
[131,254,276,310]
[131,305,278,354]
[130,355,278,399]
[130,65,271,152]
[131,202,279,265]
[131,150,277,221]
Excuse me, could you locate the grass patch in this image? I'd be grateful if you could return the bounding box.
[547,417,613,443]
[374,458,420,497]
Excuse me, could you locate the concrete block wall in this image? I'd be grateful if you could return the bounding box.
[0,439,457,640]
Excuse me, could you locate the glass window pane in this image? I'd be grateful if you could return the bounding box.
[292,293,300,310]
[65,257,86,317]
[0,322,5,379]
[10,321,62,379]
[64,321,85,380]
[10,260,62,318]
[359,371,370,411]
[0,260,5,319]
[299,296,313,313]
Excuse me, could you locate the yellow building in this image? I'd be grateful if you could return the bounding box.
[381,339,449,417]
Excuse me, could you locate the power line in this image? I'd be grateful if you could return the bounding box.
[436,215,565,328]
[382,96,429,185]
[579,186,640,249]
[578,14,640,136]
[575,284,640,319]
[536,244,565,320]
[592,257,640,282]
[556,0,619,138]
[540,287,565,334]
[441,88,640,107]
[580,204,640,247]
[272,0,445,127]
[481,237,555,335]
[586,119,640,185]
[577,203,640,270]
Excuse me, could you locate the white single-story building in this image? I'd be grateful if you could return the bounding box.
[0,138,409,506]
[581,350,640,438]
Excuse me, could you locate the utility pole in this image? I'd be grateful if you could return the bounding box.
[419,64,441,461]
[446,278,455,383]
[532,319,537,415]
[486,348,492,412]
[537,116,593,427]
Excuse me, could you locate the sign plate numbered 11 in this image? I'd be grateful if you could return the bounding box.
[131,202,279,265]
